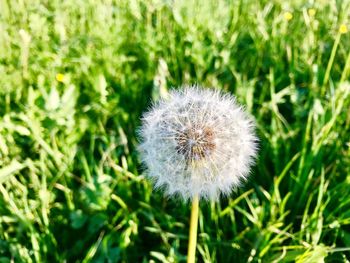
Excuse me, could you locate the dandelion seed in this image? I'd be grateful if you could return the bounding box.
[56,73,65,82]
[308,8,316,17]
[339,24,348,34]
[138,86,258,201]
[283,12,293,21]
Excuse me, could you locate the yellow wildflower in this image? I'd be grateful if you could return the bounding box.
[56,73,65,82]
[339,24,348,34]
[308,8,316,17]
[284,12,293,21]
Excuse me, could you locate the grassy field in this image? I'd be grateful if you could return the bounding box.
[0,0,350,262]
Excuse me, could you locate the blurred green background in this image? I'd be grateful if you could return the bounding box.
[0,0,350,262]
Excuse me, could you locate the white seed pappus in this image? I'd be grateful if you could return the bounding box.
[138,86,258,201]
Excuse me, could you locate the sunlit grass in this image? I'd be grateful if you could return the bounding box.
[0,0,349,262]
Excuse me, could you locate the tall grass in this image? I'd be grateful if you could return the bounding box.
[0,0,349,262]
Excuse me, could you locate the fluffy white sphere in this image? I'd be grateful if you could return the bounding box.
[138,86,258,201]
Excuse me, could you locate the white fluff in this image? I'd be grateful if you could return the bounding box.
[138,86,258,201]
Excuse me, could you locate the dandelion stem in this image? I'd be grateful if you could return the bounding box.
[187,194,199,263]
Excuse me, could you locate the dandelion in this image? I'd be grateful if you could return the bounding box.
[56,73,65,82]
[283,11,293,21]
[308,8,316,17]
[139,86,258,262]
[139,86,257,201]
[339,24,348,34]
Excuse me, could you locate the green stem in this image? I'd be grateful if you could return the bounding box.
[187,195,199,263]
[340,50,350,82]
[322,32,341,94]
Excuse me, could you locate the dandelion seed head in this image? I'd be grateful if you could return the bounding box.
[138,86,258,201]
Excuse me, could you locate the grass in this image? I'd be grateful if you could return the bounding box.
[0,0,350,262]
